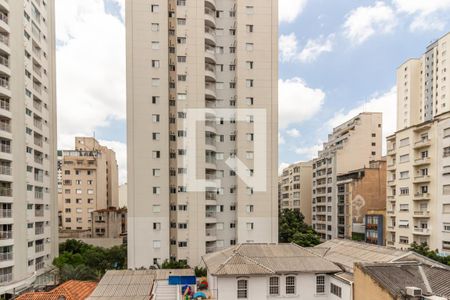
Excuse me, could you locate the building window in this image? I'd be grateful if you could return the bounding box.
[269,277,279,295]
[237,279,248,299]
[285,276,296,295]
[331,283,342,298]
[316,275,325,294]
[153,240,161,249]
[444,147,450,157]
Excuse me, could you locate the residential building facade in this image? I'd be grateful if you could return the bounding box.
[126,0,279,267]
[335,159,387,240]
[312,113,382,240]
[203,244,350,300]
[365,209,386,246]
[0,0,58,296]
[278,161,313,224]
[58,137,119,232]
[387,33,450,254]
[91,207,127,239]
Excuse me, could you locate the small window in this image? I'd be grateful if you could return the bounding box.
[330,283,342,298]
[286,276,296,295]
[316,275,325,294]
[151,4,159,12]
[237,279,248,299]
[269,277,279,295]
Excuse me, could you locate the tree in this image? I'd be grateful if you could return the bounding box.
[54,239,127,282]
[161,259,190,269]
[279,209,320,247]
[409,242,450,266]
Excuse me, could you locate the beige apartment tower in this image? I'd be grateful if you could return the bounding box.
[312,112,382,240]
[279,161,313,224]
[58,137,119,232]
[126,0,278,267]
[387,32,450,254]
[0,0,57,296]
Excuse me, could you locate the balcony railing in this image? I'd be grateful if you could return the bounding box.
[0,12,8,24]
[0,252,12,262]
[0,99,9,111]
[0,34,9,46]
[0,209,11,218]
[35,244,44,252]
[0,273,12,283]
[35,191,43,199]
[0,56,8,68]
[0,231,12,240]
[0,122,10,133]
[35,227,44,235]
[35,210,44,217]
[205,211,217,218]
[0,78,9,89]
[0,187,11,197]
[0,165,11,175]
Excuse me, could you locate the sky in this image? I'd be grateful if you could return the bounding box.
[55,0,450,183]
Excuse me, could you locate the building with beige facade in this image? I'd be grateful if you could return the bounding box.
[126,0,278,267]
[91,207,127,239]
[58,137,119,232]
[279,161,313,224]
[386,33,450,254]
[312,112,382,241]
[335,159,386,241]
[0,0,58,296]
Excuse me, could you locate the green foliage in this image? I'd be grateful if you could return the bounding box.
[194,266,207,277]
[54,239,127,282]
[279,209,321,247]
[409,242,450,266]
[161,259,190,269]
[352,232,365,241]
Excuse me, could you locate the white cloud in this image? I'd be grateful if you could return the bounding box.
[279,0,308,23]
[279,78,326,128]
[394,0,450,31]
[294,144,323,160]
[279,132,286,145]
[56,0,127,183]
[327,86,397,153]
[343,2,397,45]
[286,128,301,138]
[279,33,334,63]
[278,162,290,175]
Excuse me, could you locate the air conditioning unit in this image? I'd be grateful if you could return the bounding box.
[406,287,422,297]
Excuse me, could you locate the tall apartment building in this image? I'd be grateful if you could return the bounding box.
[58,137,119,232]
[0,0,57,296]
[386,32,450,254]
[126,0,278,267]
[278,161,313,224]
[312,113,382,240]
[335,159,386,240]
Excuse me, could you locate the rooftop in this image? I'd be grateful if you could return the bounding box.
[310,239,407,273]
[357,262,450,299]
[87,269,194,300]
[16,280,97,300]
[203,243,342,276]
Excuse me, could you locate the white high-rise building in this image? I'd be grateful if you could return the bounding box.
[0,0,57,296]
[386,32,450,254]
[126,0,278,267]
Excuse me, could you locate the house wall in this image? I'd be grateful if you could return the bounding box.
[354,266,394,300]
[209,273,351,300]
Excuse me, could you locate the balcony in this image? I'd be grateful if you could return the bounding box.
[205,0,216,10]
[0,252,12,262]
[205,47,216,64]
[0,272,11,283]
[0,165,10,176]
[0,34,8,48]
[205,83,216,100]
[205,64,216,81]
[413,211,430,218]
[387,164,396,171]
[414,175,431,184]
[387,241,395,246]
[0,187,11,197]
[0,231,12,240]
[35,244,44,252]
[206,245,216,254]
[0,11,7,26]
[205,228,216,238]
[413,193,430,201]
[387,148,396,155]
[35,191,43,200]
[34,138,43,147]
[204,7,216,27]
[0,121,10,133]
[413,157,430,166]
[413,228,430,235]
[0,209,11,218]
[35,210,44,217]
[414,139,431,149]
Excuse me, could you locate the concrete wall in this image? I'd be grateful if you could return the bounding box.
[354,265,394,300]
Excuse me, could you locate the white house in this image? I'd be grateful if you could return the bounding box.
[202,243,351,300]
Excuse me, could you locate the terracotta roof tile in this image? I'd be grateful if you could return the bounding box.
[16,280,97,300]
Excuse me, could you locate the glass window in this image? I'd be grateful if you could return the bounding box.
[286,276,296,295]
[237,279,248,299]
[269,277,279,295]
[316,275,325,294]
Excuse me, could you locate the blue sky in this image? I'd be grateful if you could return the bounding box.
[55,0,450,182]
